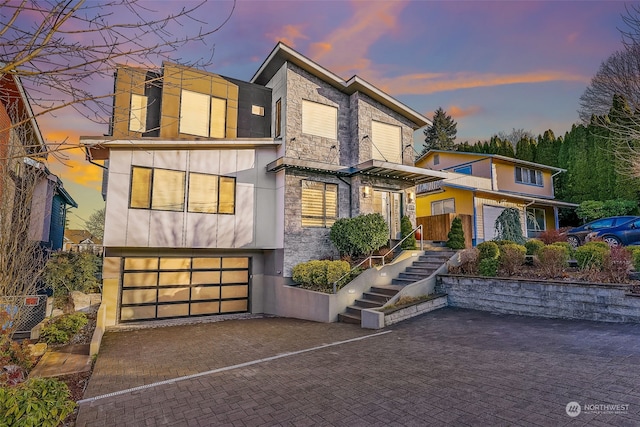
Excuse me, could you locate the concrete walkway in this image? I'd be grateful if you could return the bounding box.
[77,308,640,426]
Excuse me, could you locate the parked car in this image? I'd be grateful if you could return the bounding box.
[587,217,640,247]
[565,216,640,248]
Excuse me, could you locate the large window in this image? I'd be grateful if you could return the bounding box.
[515,166,543,186]
[179,90,227,138]
[371,121,401,163]
[526,207,546,234]
[301,180,338,227]
[130,166,235,214]
[302,100,337,139]
[431,198,455,215]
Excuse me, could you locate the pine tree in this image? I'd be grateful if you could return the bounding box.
[422,107,458,154]
[446,217,466,249]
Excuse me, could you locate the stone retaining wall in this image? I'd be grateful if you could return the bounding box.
[437,275,640,323]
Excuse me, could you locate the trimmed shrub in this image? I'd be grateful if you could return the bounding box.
[400,216,416,249]
[524,239,545,256]
[446,217,466,249]
[550,241,574,259]
[537,245,569,278]
[574,242,609,270]
[329,213,389,257]
[449,248,479,275]
[479,258,499,277]
[498,243,526,276]
[537,228,568,244]
[628,246,640,271]
[494,240,517,247]
[0,378,75,426]
[292,260,351,291]
[603,246,632,283]
[477,241,500,261]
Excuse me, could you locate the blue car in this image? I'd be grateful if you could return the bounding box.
[565,216,640,248]
[589,217,640,247]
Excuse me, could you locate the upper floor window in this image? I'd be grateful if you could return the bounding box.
[431,198,455,215]
[130,166,235,214]
[371,121,401,163]
[275,98,282,138]
[515,166,543,186]
[179,90,226,138]
[129,94,147,133]
[302,100,337,139]
[301,180,338,227]
[433,154,440,165]
[251,105,264,116]
[454,165,472,175]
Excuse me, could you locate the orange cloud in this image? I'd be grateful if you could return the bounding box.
[378,70,590,95]
[448,105,483,119]
[268,24,308,48]
[46,146,103,192]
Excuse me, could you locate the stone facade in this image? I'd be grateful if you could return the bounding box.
[437,275,640,323]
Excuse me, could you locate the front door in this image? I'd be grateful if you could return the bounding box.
[374,190,402,240]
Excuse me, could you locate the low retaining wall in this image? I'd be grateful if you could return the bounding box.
[437,275,640,323]
[361,294,448,329]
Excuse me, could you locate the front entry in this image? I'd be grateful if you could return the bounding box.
[373,190,402,240]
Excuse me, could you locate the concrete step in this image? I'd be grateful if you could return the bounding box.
[354,299,382,309]
[398,272,430,281]
[405,267,436,275]
[338,312,361,324]
[363,291,394,304]
[370,285,402,296]
[392,278,416,286]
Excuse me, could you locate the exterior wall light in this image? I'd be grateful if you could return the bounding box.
[363,186,370,198]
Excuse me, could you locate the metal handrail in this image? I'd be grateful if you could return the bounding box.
[332,224,424,293]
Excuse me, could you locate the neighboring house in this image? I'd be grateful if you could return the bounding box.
[0,73,77,252]
[82,42,448,325]
[415,150,577,244]
[63,229,103,254]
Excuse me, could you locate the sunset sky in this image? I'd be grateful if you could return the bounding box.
[37,0,630,229]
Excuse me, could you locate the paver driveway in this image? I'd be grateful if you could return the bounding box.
[76,308,640,426]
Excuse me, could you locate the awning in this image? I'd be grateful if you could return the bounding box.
[443,183,578,208]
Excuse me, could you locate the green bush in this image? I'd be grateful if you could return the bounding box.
[400,216,416,249]
[329,213,389,257]
[477,241,500,260]
[41,312,88,345]
[44,251,101,310]
[292,260,350,290]
[0,312,33,373]
[575,242,610,270]
[498,244,526,276]
[0,378,75,426]
[446,217,466,249]
[479,258,499,277]
[537,245,569,278]
[628,246,640,271]
[549,241,574,259]
[494,207,526,244]
[524,239,545,256]
[576,199,638,222]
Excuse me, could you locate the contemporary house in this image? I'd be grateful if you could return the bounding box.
[83,43,449,325]
[415,150,577,244]
[0,73,76,252]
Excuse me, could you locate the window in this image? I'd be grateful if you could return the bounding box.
[433,154,440,165]
[515,166,543,186]
[251,105,264,116]
[371,121,401,163]
[454,165,472,175]
[302,100,337,139]
[275,98,282,138]
[129,94,147,133]
[431,198,455,215]
[130,166,236,215]
[526,207,546,233]
[301,180,338,227]
[179,90,227,138]
[187,173,236,214]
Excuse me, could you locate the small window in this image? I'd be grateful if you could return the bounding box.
[433,154,440,165]
[130,167,152,209]
[129,94,147,133]
[431,198,455,215]
[251,105,264,116]
[454,165,472,175]
[275,99,282,138]
[301,180,338,227]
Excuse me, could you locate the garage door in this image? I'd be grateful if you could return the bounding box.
[482,205,505,242]
[120,256,250,322]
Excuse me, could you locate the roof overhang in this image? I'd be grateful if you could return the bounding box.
[267,157,449,185]
[442,183,578,208]
[251,43,430,129]
[81,137,279,161]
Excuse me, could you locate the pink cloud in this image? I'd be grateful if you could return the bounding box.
[267,24,308,48]
[448,105,483,119]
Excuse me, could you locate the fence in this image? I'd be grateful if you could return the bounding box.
[1,295,47,334]
[416,213,473,248]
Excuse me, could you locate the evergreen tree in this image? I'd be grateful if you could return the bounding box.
[446,217,466,249]
[422,107,458,154]
[515,136,536,162]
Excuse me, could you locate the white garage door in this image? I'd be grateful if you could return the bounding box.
[482,205,505,242]
[120,256,250,322]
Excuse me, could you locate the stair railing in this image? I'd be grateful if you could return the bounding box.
[332,224,424,293]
